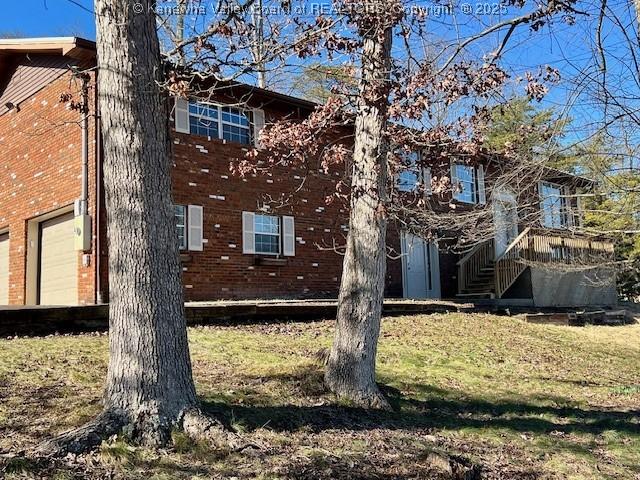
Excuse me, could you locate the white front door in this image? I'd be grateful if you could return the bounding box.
[401,232,441,299]
[493,190,519,257]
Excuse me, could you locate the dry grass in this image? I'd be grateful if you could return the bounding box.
[0,313,639,479]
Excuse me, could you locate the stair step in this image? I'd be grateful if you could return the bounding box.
[456,292,495,299]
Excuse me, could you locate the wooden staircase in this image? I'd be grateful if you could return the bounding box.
[457,239,496,298]
[457,228,616,300]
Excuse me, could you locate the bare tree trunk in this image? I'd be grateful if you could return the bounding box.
[325,26,393,409]
[251,0,267,88]
[176,0,188,45]
[95,0,198,446]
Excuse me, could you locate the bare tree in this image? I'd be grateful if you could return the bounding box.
[35,0,241,455]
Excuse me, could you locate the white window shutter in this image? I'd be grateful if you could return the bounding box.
[422,167,432,196]
[175,97,190,134]
[242,211,255,254]
[477,165,486,205]
[450,162,458,199]
[253,108,266,148]
[282,216,295,257]
[187,205,203,251]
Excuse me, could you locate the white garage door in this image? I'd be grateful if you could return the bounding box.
[0,234,9,305]
[39,213,77,305]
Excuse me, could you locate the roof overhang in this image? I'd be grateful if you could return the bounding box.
[0,37,96,61]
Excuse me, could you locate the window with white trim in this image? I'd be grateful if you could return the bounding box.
[175,205,187,250]
[188,102,219,138]
[540,181,568,228]
[397,151,421,192]
[254,214,281,255]
[188,101,252,144]
[451,162,485,204]
[452,163,477,203]
[221,106,252,144]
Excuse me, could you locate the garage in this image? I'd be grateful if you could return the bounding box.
[39,213,77,305]
[0,234,8,305]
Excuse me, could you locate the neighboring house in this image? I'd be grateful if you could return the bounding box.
[0,37,617,308]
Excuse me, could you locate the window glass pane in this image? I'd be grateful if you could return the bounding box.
[190,116,219,138]
[254,214,280,234]
[175,205,186,249]
[398,170,420,192]
[221,106,250,127]
[254,215,280,254]
[222,123,251,145]
[397,151,420,192]
[541,183,566,228]
[454,164,476,203]
[189,101,219,138]
[255,234,280,254]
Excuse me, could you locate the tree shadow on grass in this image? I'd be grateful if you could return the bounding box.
[199,366,640,439]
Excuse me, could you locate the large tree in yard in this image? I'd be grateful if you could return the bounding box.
[236,0,585,407]
[36,0,234,455]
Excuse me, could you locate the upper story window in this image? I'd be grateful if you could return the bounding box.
[178,99,256,145]
[397,151,421,192]
[540,181,568,228]
[221,106,252,144]
[188,103,219,138]
[451,162,485,204]
[189,101,251,144]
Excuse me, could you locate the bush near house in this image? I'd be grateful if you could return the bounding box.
[1,313,639,479]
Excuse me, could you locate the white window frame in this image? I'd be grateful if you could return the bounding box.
[452,163,477,204]
[451,162,486,205]
[175,205,187,250]
[397,151,421,193]
[540,181,568,229]
[188,102,220,139]
[188,100,252,145]
[253,214,282,256]
[396,151,433,196]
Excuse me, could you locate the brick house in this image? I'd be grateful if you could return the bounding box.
[0,37,617,308]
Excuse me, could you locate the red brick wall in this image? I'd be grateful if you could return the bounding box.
[170,121,348,300]
[2,61,588,305]
[0,69,98,305]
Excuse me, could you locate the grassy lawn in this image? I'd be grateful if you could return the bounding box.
[0,313,639,479]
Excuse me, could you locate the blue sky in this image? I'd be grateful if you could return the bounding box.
[2,0,637,151]
[1,0,96,39]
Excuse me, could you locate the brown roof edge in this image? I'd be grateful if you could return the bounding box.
[0,37,96,60]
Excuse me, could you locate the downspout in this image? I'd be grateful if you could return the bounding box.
[80,74,90,216]
[94,72,104,304]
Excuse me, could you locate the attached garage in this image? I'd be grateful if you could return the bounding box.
[38,213,78,305]
[0,234,9,305]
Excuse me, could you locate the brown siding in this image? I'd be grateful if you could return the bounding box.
[0,55,80,115]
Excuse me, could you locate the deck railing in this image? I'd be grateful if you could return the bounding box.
[495,228,532,297]
[495,229,615,298]
[457,238,495,294]
[457,229,615,298]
